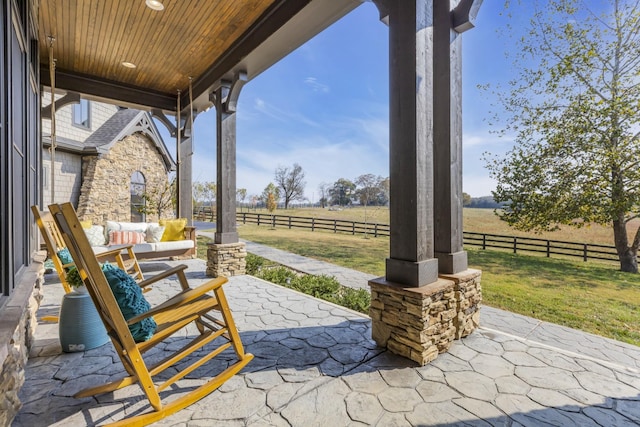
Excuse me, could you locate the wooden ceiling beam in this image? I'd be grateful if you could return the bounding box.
[40,66,177,111]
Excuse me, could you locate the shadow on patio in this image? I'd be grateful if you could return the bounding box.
[14,259,640,426]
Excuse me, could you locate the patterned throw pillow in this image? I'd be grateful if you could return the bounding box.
[102,263,156,342]
[84,225,106,246]
[159,218,187,241]
[145,224,165,243]
[56,248,74,266]
[108,230,146,246]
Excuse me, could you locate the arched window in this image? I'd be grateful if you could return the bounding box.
[131,171,146,222]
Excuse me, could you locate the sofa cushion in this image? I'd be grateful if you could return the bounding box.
[106,220,148,234]
[159,218,187,242]
[145,224,165,243]
[109,230,146,245]
[102,263,156,342]
[154,240,194,252]
[85,225,106,246]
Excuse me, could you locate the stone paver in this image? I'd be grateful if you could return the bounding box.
[14,254,640,427]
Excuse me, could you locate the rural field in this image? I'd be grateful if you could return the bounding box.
[199,207,640,346]
[236,206,640,246]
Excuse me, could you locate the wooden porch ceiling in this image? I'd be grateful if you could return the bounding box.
[38,0,361,113]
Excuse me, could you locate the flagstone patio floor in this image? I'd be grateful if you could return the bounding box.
[13,255,640,426]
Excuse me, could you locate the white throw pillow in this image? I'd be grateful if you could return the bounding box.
[145,225,166,243]
[85,225,106,246]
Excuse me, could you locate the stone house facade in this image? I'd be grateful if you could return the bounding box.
[41,95,175,223]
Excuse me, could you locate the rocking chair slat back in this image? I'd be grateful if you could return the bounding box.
[48,202,253,426]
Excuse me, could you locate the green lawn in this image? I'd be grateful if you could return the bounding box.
[222,224,640,347]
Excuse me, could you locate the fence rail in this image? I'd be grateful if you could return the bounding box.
[194,209,620,263]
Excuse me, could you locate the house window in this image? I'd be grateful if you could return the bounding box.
[72,99,91,129]
[131,171,146,222]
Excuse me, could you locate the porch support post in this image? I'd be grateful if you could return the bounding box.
[212,72,246,244]
[369,0,483,366]
[433,0,470,274]
[207,72,248,278]
[382,0,438,287]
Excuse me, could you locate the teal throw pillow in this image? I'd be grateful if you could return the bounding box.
[102,263,157,342]
[57,248,74,266]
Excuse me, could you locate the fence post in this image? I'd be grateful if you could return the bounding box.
[546,240,550,257]
[352,222,355,235]
[272,215,276,228]
[374,223,378,238]
[583,244,588,262]
[312,218,315,232]
[334,220,337,233]
[288,217,292,229]
[257,214,261,226]
[482,234,486,250]
[513,237,517,254]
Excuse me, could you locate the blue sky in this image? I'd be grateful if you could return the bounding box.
[172,1,520,200]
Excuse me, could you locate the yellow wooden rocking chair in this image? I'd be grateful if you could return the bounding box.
[32,205,144,293]
[49,202,253,426]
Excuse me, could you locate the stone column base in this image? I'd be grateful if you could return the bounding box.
[206,242,246,277]
[440,269,482,339]
[369,268,482,366]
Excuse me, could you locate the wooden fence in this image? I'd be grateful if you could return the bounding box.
[194,209,620,263]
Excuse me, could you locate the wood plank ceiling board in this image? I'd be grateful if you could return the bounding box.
[38,0,278,93]
[38,0,362,111]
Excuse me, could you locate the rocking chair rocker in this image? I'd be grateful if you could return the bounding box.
[49,202,253,426]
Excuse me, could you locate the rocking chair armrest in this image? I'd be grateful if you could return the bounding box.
[135,264,189,289]
[95,245,136,259]
[126,276,228,324]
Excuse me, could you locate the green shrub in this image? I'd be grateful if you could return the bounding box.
[257,266,297,284]
[245,253,265,275]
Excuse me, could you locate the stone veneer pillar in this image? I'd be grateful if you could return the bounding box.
[206,242,247,277]
[369,269,482,366]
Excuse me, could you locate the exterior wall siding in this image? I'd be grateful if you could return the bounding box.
[41,93,119,141]
[42,150,83,208]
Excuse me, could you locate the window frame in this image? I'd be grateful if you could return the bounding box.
[72,99,91,130]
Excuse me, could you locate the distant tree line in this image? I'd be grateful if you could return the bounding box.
[462,193,505,209]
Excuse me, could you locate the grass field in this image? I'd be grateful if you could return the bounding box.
[228,223,640,347]
[238,206,640,246]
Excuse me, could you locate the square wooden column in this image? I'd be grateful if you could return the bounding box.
[370,0,483,365]
[385,0,439,288]
[213,80,243,245]
[433,0,467,274]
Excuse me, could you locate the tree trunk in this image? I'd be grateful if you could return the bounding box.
[613,219,638,273]
[619,248,638,273]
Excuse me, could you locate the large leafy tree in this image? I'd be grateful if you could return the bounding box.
[355,174,387,207]
[274,163,306,209]
[329,178,356,207]
[485,0,640,272]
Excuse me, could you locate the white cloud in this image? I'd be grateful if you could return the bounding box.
[304,77,330,93]
[463,131,515,148]
[253,97,320,127]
